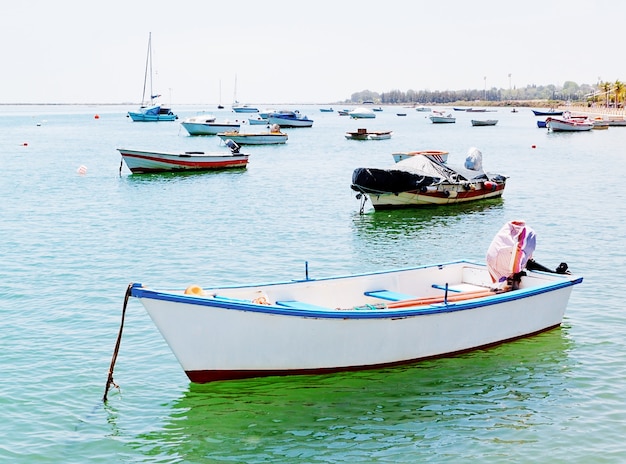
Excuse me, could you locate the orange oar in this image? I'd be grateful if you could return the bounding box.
[386,289,497,309]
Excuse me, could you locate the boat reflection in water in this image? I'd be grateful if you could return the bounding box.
[130,327,572,462]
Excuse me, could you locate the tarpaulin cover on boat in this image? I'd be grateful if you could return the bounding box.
[351,150,498,195]
[486,220,536,285]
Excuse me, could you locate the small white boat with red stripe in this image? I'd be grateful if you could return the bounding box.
[118,140,248,174]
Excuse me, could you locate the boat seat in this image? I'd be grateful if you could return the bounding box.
[274,300,331,311]
[432,283,489,293]
[210,294,253,304]
[364,290,416,301]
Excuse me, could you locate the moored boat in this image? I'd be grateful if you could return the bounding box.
[429,111,456,123]
[106,220,581,386]
[351,147,506,210]
[127,33,177,122]
[532,109,563,116]
[217,124,288,145]
[117,141,248,174]
[471,119,498,126]
[545,115,593,132]
[345,128,393,140]
[267,110,314,128]
[392,150,449,163]
[349,107,376,119]
[180,116,242,135]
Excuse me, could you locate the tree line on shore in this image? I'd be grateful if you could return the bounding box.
[348,80,625,107]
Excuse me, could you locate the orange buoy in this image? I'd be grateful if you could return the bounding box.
[22,142,28,146]
[94,114,100,119]
[531,145,536,149]
[184,285,205,296]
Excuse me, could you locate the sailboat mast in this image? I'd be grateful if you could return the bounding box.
[148,33,154,106]
[141,32,152,107]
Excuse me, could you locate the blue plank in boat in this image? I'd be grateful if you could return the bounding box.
[275,300,331,311]
[364,290,416,301]
[431,284,462,293]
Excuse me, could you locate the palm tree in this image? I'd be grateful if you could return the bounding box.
[614,80,624,109]
[601,81,612,108]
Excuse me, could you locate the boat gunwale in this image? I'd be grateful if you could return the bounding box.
[130,261,582,320]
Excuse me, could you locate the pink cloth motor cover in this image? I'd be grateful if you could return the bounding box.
[486,220,537,284]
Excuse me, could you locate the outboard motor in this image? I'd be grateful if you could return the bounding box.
[464,147,483,171]
[224,139,240,154]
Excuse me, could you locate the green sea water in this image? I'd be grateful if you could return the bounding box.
[0,104,624,463]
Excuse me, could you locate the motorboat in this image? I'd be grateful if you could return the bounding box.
[351,147,506,210]
[117,140,248,174]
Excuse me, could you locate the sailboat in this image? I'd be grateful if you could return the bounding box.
[127,33,177,122]
[231,74,258,113]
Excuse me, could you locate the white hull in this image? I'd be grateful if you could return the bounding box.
[267,116,314,127]
[130,261,581,382]
[392,151,449,163]
[118,149,248,173]
[218,132,288,145]
[546,118,593,131]
[430,116,456,123]
[365,182,505,209]
[181,120,241,135]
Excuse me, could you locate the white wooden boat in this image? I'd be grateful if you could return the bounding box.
[118,220,581,383]
[392,150,449,163]
[345,129,393,140]
[232,103,259,113]
[429,111,456,123]
[351,147,506,210]
[546,116,593,132]
[217,125,288,145]
[127,33,177,122]
[248,115,269,125]
[471,119,498,126]
[415,106,431,112]
[180,116,241,135]
[267,110,314,128]
[349,107,376,119]
[118,142,248,174]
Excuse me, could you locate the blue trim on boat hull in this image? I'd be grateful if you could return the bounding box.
[130,277,582,320]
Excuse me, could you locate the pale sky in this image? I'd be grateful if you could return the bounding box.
[1,0,623,105]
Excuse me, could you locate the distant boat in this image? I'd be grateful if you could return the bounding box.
[127,33,177,122]
[471,119,498,127]
[248,115,269,125]
[466,108,488,113]
[117,142,248,174]
[372,107,383,112]
[429,111,456,124]
[532,109,563,116]
[392,150,449,164]
[415,106,431,112]
[232,103,259,113]
[267,110,314,128]
[545,115,593,132]
[345,128,392,140]
[180,116,241,136]
[217,124,288,145]
[397,113,407,116]
[320,108,334,112]
[453,107,467,112]
[349,107,376,119]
